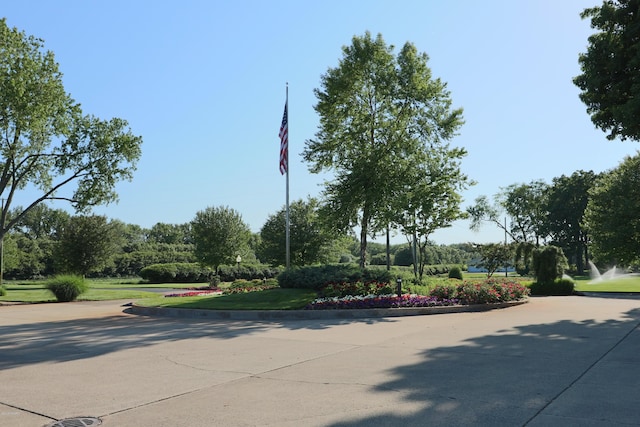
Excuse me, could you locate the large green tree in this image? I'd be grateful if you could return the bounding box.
[498,181,548,245]
[468,180,548,245]
[191,206,251,272]
[543,170,596,274]
[574,0,640,141]
[394,147,470,280]
[303,32,464,268]
[584,153,640,266]
[258,198,333,267]
[0,19,142,280]
[55,215,120,276]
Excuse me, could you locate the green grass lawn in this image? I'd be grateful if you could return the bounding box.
[0,280,162,303]
[573,275,640,292]
[3,274,640,308]
[136,288,318,310]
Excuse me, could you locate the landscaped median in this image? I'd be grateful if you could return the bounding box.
[129,300,528,320]
[129,278,530,320]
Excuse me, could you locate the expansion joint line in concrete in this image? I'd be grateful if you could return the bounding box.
[0,400,57,422]
[523,320,640,426]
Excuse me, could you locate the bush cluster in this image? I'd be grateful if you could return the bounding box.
[448,266,464,280]
[0,285,6,297]
[528,278,575,296]
[223,278,279,294]
[46,274,88,302]
[217,264,283,282]
[429,279,530,304]
[319,281,395,298]
[277,264,392,290]
[139,263,215,283]
[422,264,467,276]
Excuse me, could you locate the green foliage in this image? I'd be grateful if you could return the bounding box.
[110,243,195,277]
[498,181,548,243]
[55,215,120,276]
[223,279,279,294]
[532,245,569,284]
[258,198,336,266]
[393,246,414,266]
[529,278,575,296]
[191,206,251,271]
[318,281,395,298]
[46,274,88,302]
[514,242,535,276]
[0,19,142,242]
[339,254,354,263]
[584,153,640,266]
[468,180,548,244]
[277,264,392,290]
[429,279,530,304]
[477,243,514,278]
[370,253,393,265]
[574,1,640,141]
[217,264,283,282]
[0,285,6,297]
[429,284,457,300]
[543,171,595,274]
[303,32,466,269]
[448,266,463,280]
[139,263,215,283]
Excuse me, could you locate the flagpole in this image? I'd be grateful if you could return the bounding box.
[285,83,290,269]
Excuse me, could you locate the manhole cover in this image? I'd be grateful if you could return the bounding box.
[44,417,102,427]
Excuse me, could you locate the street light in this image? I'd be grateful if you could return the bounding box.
[396,277,402,297]
[236,254,242,269]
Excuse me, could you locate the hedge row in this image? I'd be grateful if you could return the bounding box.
[217,264,283,282]
[277,264,393,290]
[138,263,284,284]
[139,263,215,283]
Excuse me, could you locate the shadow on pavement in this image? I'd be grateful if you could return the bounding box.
[0,308,393,370]
[328,307,640,426]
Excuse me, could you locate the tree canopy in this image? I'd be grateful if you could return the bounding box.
[303,32,466,268]
[191,206,251,272]
[0,18,143,240]
[55,215,120,276]
[258,198,334,267]
[574,0,640,141]
[584,153,640,266]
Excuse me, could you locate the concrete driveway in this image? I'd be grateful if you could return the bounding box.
[1,296,639,426]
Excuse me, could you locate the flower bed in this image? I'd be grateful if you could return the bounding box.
[306,279,529,310]
[306,294,460,310]
[164,289,222,298]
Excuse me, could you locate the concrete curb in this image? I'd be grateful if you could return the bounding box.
[129,299,528,320]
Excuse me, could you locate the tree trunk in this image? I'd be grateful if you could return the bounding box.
[359,225,367,269]
[386,226,391,271]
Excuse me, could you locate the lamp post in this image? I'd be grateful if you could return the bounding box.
[236,254,242,270]
[396,277,402,297]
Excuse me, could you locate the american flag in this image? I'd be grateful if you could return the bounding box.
[279,103,288,175]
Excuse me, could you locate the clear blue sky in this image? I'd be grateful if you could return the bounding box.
[3,1,638,245]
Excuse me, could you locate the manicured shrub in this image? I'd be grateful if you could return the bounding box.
[0,285,6,297]
[429,279,530,304]
[319,281,394,298]
[448,266,463,280]
[429,284,457,300]
[46,275,88,302]
[532,245,568,284]
[529,278,575,296]
[217,264,283,282]
[139,263,215,283]
[370,253,393,265]
[277,264,392,290]
[223,278,279,294]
